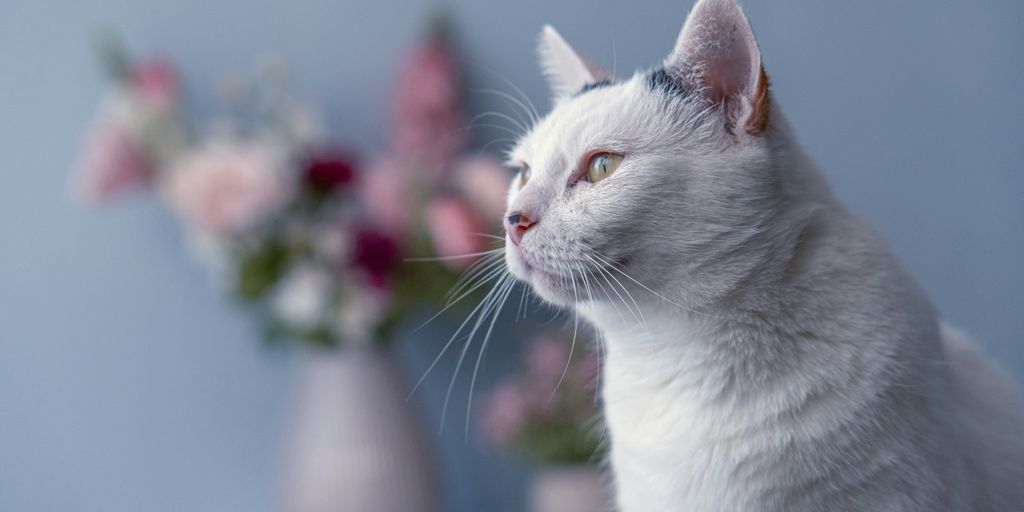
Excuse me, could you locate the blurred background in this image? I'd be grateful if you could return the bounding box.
[1,0,1022,511]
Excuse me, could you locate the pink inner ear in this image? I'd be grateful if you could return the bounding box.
[698,31,758,102]
[671,0,762,102]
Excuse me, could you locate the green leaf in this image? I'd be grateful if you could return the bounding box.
[236,240,290,301]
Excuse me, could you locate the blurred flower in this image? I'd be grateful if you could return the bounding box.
[453,155,512,223]
[480,333,603,464]
[360,156,410,235]
[393,36,465,177]
[482,381,528,446]
[314,222,352,263]
[163,138,292,235]
[352,228,400,288]
[272,265,332,329]
[78,121,152,203]
[77,31,511,351]
[335,284,389,345]
[284,103,325,149]
[426,197,485,269]
[527,336,570,382]
[130,58,177,112]
[304,153,356,192]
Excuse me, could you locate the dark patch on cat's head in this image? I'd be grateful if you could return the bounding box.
[573,80,614,97]
[646,68,690,99]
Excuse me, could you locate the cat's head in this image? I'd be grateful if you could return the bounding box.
[504,0,788,310]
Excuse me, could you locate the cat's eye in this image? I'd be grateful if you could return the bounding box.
[519,164,532,187]
[585,152,624,183]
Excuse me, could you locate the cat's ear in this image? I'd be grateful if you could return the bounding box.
[538,25,610,101]
[666,0,770,134]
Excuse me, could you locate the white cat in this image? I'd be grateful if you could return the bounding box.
[501,0,1024,510]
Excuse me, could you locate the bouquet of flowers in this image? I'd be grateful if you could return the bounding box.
[481,333,604,466]
[75,28,510,348]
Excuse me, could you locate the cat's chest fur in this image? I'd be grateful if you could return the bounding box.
[594,314,779,510]
[586,306,958,512]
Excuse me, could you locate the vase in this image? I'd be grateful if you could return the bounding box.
[529,465,611,512]
[281,347,441,512]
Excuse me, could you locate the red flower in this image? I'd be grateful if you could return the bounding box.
[352,229,400,288]
[304,153,356,192]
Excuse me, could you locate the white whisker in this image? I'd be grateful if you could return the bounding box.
[465,277,518,440]
[407,267,508,402]
[410,260,506,335]
[404,248,504,262]
[585,253,647,328]
[550,261,581,402]
[440,273,514,432]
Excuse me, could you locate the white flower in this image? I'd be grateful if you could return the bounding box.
[334,286,387,346]
[283,103,325,149]
[272,265,333,329]
[162,137,293,235]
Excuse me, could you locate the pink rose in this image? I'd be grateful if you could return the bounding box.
[130,59,177,112]
[360,156,410,235]
[425,197,486,269]
[482,381,527,446]
[453,155,512,225]
[78,121,152,203]
[164,139,292,235]
[527,336,570,382]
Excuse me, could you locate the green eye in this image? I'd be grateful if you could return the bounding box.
[586,152,623,183]
[519,164,531,187]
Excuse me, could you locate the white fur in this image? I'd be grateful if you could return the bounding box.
[502,1,1024,510]
[538,25,612,101]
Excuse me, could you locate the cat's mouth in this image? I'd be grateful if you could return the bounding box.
[508,247,615,306]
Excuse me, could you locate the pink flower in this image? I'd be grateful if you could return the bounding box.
[164,139,292,235]
[360,156,410,235]
[130,59,177,112]
[453,155,512,226]
[527,336,570,381]
[78,121,152,203]
[482,381,527,446]
[392,37,465,177]
[425,197,486,269]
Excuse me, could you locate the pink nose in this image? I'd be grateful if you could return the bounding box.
[506,211,537,245]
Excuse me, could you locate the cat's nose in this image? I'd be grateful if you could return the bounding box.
[506,210,537,246]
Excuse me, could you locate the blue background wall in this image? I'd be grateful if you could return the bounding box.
[2,1,1022,510]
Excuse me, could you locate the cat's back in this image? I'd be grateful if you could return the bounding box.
[941,325,1024,511]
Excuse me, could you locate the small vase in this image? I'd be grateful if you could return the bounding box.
[529,465,611,512]
[281,347,441,512]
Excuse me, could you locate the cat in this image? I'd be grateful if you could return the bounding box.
[500,0,1024,510]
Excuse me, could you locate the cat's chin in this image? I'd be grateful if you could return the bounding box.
[505,247,577,307]
[524,269,578,307]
